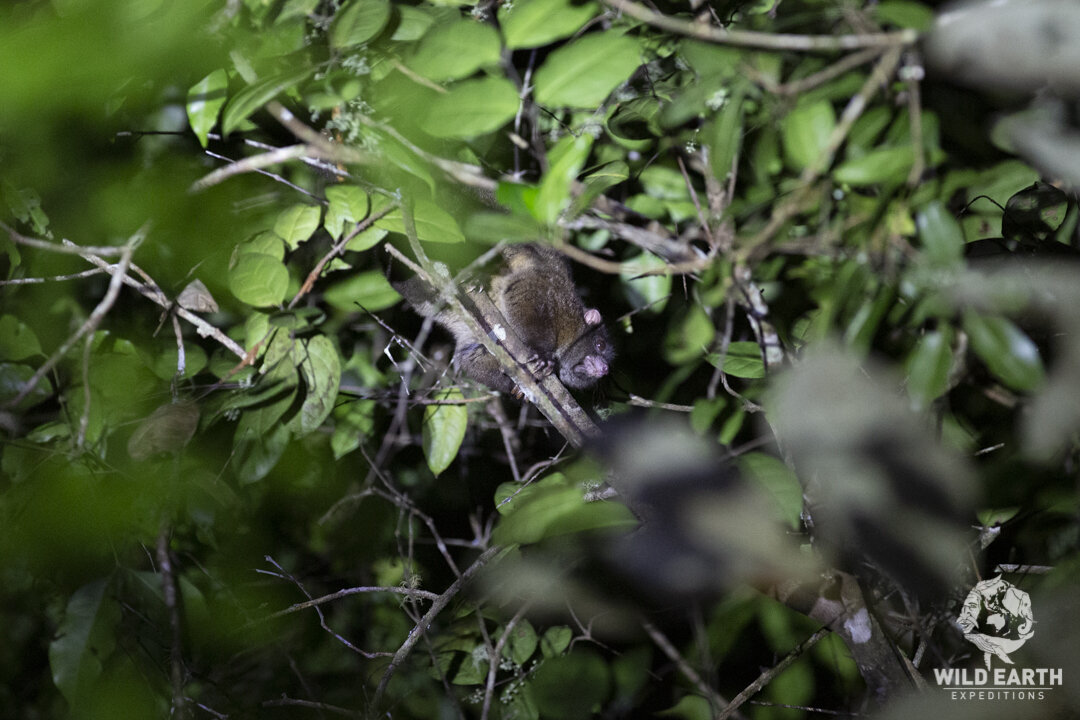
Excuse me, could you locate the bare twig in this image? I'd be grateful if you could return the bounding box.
[0,268,104,285]
[626,394,694,412]
[481,603,532,720]
[1,222,132,257]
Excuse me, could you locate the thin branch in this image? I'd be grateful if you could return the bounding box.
[0,268,104,285]
[4,231,143,409]
[626,394,694,412]
[76,251,246,359]
[156,526,187,719]
[716,627,829,720]
[374,546,503,707]
[1,221,131,257]
[189,144,314,192]
[602,0,918,51]
[481,603,532,720]
[641,619,736,717]
[287,202,397,309]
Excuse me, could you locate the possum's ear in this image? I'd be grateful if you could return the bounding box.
[584,308,601,325]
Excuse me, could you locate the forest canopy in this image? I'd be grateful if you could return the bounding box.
[2,0,1079,718]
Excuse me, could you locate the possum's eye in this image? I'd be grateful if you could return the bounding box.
[595,338,607,352]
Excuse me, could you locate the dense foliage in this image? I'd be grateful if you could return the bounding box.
[2,0,1079,718]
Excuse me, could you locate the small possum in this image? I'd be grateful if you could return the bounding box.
[397,244,614,395]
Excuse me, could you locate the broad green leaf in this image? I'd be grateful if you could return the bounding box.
[493,473,636,545]
[278,0,319,23]
[229,252,289,307]
[874,0,934,30]
[376,199,465,244]
[500,619,539,665]
[535,134,593,223]
[221,66,313,135]
[657,694,713,720]
[737,452,802,529]
[963,312,1045,392]
[707,84,745,181]
[392,5,435,41]
[127,399,200,460]
[186,69,228,148]
[407,19,501,82]
[421,76,520,138]
[527,650,610,720]
[663,306,715,365]
[289,334,341,436]
[273,204,321,249]
[916,200,965,269]
[620,252,670,313]
[571,160,629,214]
[834,145,914,187]
[144,342,208,380]
[0,314,42,360]
[781,99,835,172]
[331,399,376,459]
[423,388,468,477]
[324,185,370,240]
[534,33,640,108]
[706,341,765,379]
[49,580,121,704]
[324,269,401,312]
[330,0,391,49]
[234,420,291,484]
[690,397,727,435]
[906,327,953,411]
[499,0,597,49]
[464,212,543,244]
[237,230,286,261]
[0,364,49,410]
[540,626,572,657]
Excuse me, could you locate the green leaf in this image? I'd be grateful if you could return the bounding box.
[229,252,289,307]
[706,341,765,379]
[127,399,200,460]
[324,269,401,312]
[324,185,370,240]
[527,650,610,720]
[376,198,465,244]
[534,34,640,108]
[663,306,715,365]
[222,66,313,136]
[0,314,42,360]
[737,452,803,529]
[421,77,520,138]
[833,145,914,187]
[535,134,594,223]
[49,580,121,704]
[963,312,1045,392]
[331,399,376,459]
[330,0,391,49]
[916,201,964,269]
[657,695,713,720]
[781,99,836,172]
[274,204,321,249]
[501,619,539,665]
[906,327,953,411]
[234,420,291,484]
[186,69,228,148]
[237,229,286,261]
[707,86,746,181]
[289,335,341,436]
[499,0,597,49]
[0,362,51,410]
[874,0,934,30]
[392,5,435,42]
[407,19,501,82]
[620,252,671,313]
[423,388,468,477]
[493,473,636,545]
[539,626,572,657]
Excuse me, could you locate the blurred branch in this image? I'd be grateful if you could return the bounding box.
[603,0,918,51]
[189,144,315,192]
